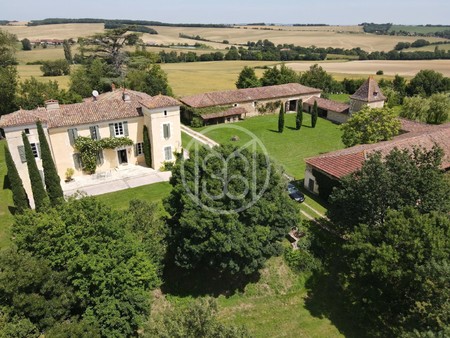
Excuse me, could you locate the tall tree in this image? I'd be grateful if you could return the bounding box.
[328,146,450,234]
[21,132,50,212]
[0,65,18,116]
[296,99,303,130]
[4,144,30,213]
[278,104,285,133]
[341,106,400,147]
[235,66,260,89]
[36,120,64,206]
[21,38,32,51]
[126,64,173,96]
[311,100,318,128]
[0,29,17,66]
[341,208,450,336]
[143,125,152,167]
[299,64,341,94]
[406,69,450,97]
[63,39,72,63]
[164,145,299,278]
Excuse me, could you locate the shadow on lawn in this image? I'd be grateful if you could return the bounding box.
[303,222,368,338]
[161,259,260,297]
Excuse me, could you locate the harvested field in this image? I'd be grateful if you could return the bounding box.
[2,23,105,40]
[285,60,450,77]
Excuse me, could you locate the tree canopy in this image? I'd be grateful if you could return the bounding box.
[235,66,260,89]
[164,145,299,278]
[341,106,400,147]
[328,146,450,234]
[406,69,450,97]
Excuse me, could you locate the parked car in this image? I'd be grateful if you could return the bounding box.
[287,183,305,203]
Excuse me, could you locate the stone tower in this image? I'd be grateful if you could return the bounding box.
[349,77,386,114]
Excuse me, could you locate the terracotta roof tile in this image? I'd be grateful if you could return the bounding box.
[201,107,246,120]
[0,90,180,129]
[304,97,350,113]
[306,122,450,178]
[350,77,386,102]
[181,83,321,108]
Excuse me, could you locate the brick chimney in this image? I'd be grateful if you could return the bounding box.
[45,99,60,110]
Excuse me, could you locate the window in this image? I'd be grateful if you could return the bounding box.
[163,123,171,139]
[90,125,100,140]
[73,153,82,170]
[30,143,40,158]
[164,146,172,161]
[114,122,124,136]
[24,128,30,134]
[109,121,128,138]
[67,128,78,146]
[233,103,238,107]
[96,150,104,165]
[253,101,257,107]
[135,142,144,156]
[164,110,168,116]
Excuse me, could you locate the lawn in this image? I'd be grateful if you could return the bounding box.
[195,113,344,180]
[95,181,172,211]
[0,140,14,248]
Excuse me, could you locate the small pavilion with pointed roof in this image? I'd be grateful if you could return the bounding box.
[349,76,386,114]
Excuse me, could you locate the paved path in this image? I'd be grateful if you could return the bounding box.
[63,166,171,198]
[181,125,219,147]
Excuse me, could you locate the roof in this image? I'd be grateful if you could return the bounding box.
[305,121,450,179]
[201,107,246,120]
[0,90,180,129]
[304,97,350,113]
[181,83,321,108]
[350,77,386,103]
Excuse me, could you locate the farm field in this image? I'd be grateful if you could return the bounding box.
[3,23,447,52]
[389,25,450,34]
[408,43,450,52]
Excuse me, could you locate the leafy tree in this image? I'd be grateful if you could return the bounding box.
[261,64,298,86]
[299,64,341,94]
[401,95,430,121]
[427,93,450,124]
[63,39,72,63]
[296,99,303,130]
[0,248,75,333]
[164,145,299,278]
[4,144,30,212]
[341,208,450,336]
[235,66,260,89]
[0,29,17,66]
[341,106,400,147]
[40,59,70,76]
[17,77,81,110]
[0,66,18,116]
[407,69,450,97]
[126,64,173,96]
[278,104,285,133]
[143,124,152,167]
[69,60,109,98]
[21,38,32,50]
[37,120,64,206]
[21,132,50,212]
[224,46,241,60]
[311,100,318,128]
[80,27,141,76]
[392,74,407,102]
[144,298,250,338]
[13,197,160,337]
[328,146,450,234]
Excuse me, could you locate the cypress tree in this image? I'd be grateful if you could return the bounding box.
[37,120,64,206]
[143,125,152,168]
[311,101,318,128]
[278,104,285,133]
[4,144,30,213]
[22,132,50,212]
[296,99,303,130]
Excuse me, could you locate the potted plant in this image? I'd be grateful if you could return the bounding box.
[65,168,74,182]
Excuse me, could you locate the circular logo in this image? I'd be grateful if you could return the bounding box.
[181,124,271,214]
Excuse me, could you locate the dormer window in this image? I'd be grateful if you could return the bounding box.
[373,92,378,97]
[164,110,168,116]
[24,128,30,134]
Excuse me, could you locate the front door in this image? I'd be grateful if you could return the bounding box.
[118,149,128,164]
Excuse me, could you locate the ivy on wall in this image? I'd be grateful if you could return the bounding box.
[75,136,133,174]
[256,100,282,114]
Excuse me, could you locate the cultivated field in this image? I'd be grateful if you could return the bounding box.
[2,23,447,52]
[408,43,450,52]
[389,25,450,34]
[286,60,450,77]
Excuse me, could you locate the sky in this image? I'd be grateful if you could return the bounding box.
[1,0,449,25]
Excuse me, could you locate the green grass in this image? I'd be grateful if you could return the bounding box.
[407,43,450,52]
[0,140,14,248]
[329,93,350,103]
[389,25,450,34]
[95,181,172,211]
[196,114,344,180]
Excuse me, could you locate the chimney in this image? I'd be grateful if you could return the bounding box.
[45,99,59,110]
[122,90,131,102]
